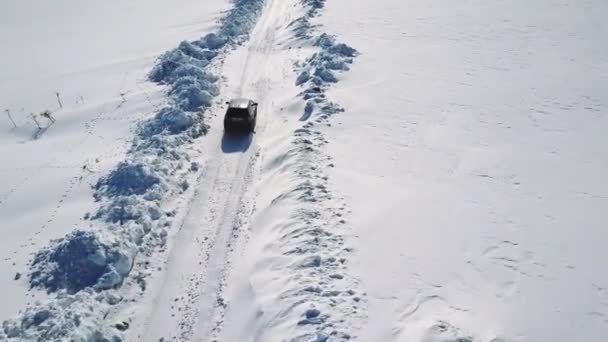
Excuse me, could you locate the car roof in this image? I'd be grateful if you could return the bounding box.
[228,98,251,109]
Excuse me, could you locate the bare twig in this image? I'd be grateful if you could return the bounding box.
[29,113,41,129]
[55,91,63,109]
[5,109,17,128]
[40,110,56,124]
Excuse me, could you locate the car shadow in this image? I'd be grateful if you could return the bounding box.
[221,131,253,153]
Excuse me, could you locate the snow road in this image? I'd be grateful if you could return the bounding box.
[120,0,304,340]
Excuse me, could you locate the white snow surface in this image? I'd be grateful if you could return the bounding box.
[320,0,608,341]
[0,0,227,330]
[1,0,608,341]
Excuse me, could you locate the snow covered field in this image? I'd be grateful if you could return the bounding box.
[0,0,229,336]
[321,0,608,340]
[1,0,607,340]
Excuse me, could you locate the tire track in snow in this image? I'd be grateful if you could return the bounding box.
[137,137,259,341]
[134,2,290,338]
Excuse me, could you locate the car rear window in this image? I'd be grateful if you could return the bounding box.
[227,108,248,117]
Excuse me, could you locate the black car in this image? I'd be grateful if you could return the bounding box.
[223,98,257,134]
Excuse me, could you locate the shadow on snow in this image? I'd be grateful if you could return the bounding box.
[221,131,253,153]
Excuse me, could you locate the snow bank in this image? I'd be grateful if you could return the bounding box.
[95,162,165,198]
[1,289,121,341]
[240,0,364,340]
[1,0,265,340]
[291,0,326,40]
[296,33,357,105]
[149,0,263,113]
[29,231,136,294]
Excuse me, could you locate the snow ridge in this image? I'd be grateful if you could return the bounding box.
[286,6,479,341]
[286,36,364,342]
[250,1,366,340]
[287,4,489,342]
[1,0,265,340]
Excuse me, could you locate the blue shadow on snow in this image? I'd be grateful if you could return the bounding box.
[221,131,253,153]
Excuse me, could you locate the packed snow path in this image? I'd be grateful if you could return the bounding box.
[121,0,346,340]
[132,21,275,341]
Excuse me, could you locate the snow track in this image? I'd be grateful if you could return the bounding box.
[126,0,301,340]
[136,133,258,341]
[127,0,366,340]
